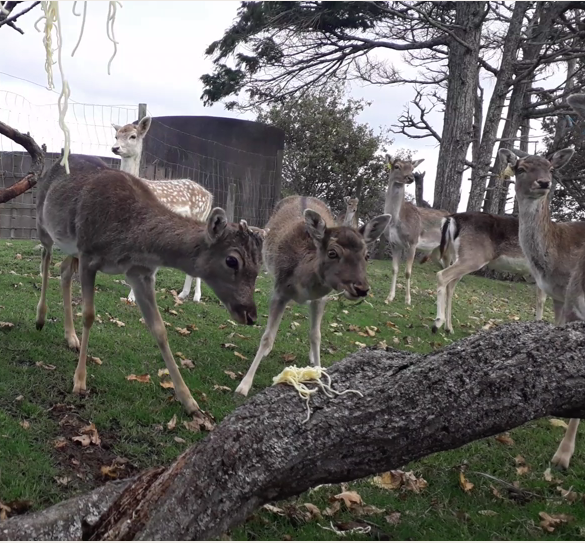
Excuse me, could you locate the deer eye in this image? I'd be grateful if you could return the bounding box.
[130,135,137,140]
[394,164,400,169]
[365,251,371,261]
[327,249,338,259]
[226,256,239,269]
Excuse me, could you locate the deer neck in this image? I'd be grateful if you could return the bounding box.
[344,210,355,226]
[517,196,555,277]
[119,155,140,177]
[384,179,405,222]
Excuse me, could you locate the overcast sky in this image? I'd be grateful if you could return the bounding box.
[0,1,556,210]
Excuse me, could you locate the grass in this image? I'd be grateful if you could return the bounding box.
[0,239,584,540]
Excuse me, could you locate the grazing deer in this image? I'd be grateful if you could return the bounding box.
[35,154,264,414]
[338,196,359,228]
[384,156,449,305]
[112,116,213,303]
[499,120,584,468]
[235,195,391,396]
[431,212,547,334]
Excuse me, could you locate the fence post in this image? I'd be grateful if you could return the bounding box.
[137,104,148,177]
[226,183,237,222]
[138,103,148,121]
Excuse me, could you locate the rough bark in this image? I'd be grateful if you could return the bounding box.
[0,120,44,203]
[3,321,585,541]
[433,2,486,213]
[466,1,529,212]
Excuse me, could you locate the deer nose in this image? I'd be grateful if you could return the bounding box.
[244,307,257,325]
[111,146,120,154]
[353,283,369,298]
[537,179,551,189]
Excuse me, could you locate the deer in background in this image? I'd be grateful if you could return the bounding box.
[499,103,584,468]
[112,116,212,303]
[384,155,449,305]
[431,211,547,334]
[35,154,264,414]
[235,195,391,396]
[338,196,359,227]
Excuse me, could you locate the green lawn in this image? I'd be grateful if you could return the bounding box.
[0,240,583,540]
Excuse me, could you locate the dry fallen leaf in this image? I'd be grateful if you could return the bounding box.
[71,435,91,447]
[158,368,170,377]
[81,423,101,445]
[372,470,427,493]
[262,504,285,515]
[459,472,474,493]
[167,414,177,431]
[170,290,184,306]
[385,512,401,525]
[218,324,227,330]
[290,321,301,330]
[516,465,530,476]
[303,503,322,519]
[234,351,248,360]
[180,358,195,369]
[323,500,341,517]
[15,395,23,402]
[557,486,580,503]
[353,505,385,516]
[365,326,376,337]
[355,341,367,348]
[543,467,553,482]
[495,433,514,446]
[334,490,363,509]
[126,374,150,383]
[35,361,56,370]
[224,370,237,380]
[539,512,574,533]
[214,384,232,392]
[0,321,15,331]
[110,318,125,327]
[19,420,30,430]
[478,510,497,517]
[91,356,103,365]
[174,436,186,444]
[549,418,569,429]
[54,476,71,486]
[490,484,504,499]
[160,380,175,389]
[221,343,237,349]
[175,327,191,336]
[15,253,22,260]
[168,309,179,316]
[282,353,296,363]
[53,437,67,449]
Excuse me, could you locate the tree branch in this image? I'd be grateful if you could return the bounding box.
[3,321,585,540]
[0,1,39,33]
[0,120,44,203]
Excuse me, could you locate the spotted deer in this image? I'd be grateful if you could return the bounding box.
[112,116,213,303]
[338,196,359,228]
[499,97,585,468]
[235,195,391,396]
[431,211,547,334]
[384,156,449,305]
[35,154,264,414]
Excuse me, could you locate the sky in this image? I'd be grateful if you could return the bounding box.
[0,1,557,211]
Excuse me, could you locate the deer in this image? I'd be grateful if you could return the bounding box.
[338,196,359,227]
[235,195,391,397]
[431,211,547,334]
[112,116,213,303]
[383,156,450,305]
[499,98,585,469]
[35,153,264,415]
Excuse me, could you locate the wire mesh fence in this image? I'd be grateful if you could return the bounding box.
[0,90,283,239]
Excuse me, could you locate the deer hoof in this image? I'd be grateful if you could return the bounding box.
[36,321,44,331]
[66,335,81,351]
[72,382,87,395]
[235,383,250,397]
[431,324,439,334]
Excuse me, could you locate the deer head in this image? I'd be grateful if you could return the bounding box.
[304,209,391,300]
[499,148,574,201]
[343,196,359,214]
[196,210,264,325]
[385,154,425,185]
[111,116,152,159]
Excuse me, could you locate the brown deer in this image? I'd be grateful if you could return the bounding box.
[499,111,585,468]
[235,195,391,396]
[384,156,449,305]
[35,154,264,414]
[112,116,213,303]
[338,196,359,228]
[431,212,547,334]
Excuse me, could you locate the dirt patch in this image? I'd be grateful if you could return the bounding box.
[47,404,140,493]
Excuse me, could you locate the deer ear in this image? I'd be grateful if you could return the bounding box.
[137,116,152,137]
[344,196,350,204]
[567,94,585,120]
[551,148,574,170]
[112,123,122,132]
[304,209,327,244]
[360,214,391,245]
[499,148,519,168]
[249,226,268,240]
[412,158,425,168]
[238,219,250,234]
[207,207,228,242]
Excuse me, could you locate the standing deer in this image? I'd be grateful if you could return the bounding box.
[499,105,585,468]
[384,156,449,305]
[431,211,547,334]
[235,195,391,396]
[35,154,264,414]
[112,116,213,303]
[338,196,359,227]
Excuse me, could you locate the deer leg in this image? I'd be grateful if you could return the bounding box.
[35,245,53,330]
[126,270,199,414]
[404,245,417,306]
[535,287,546,321]
[127,289,136,303]
[553,298,565,325]
[61,256,80,350]
[444,277,462,334]
[236,293,289,397]
[308,297,327,367]
[72,259,97,395]
[385,252,400,304]
[193,278,201,302]
[178,275,194,301]
[552,419,580,469]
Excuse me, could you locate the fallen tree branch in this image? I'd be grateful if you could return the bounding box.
[2,321,585,540]
[0,120,44,203]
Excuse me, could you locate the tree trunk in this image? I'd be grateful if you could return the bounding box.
[466,1,529,212]
[433,1,485,213]
[3,321,585,541]
[0,121,44,203]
